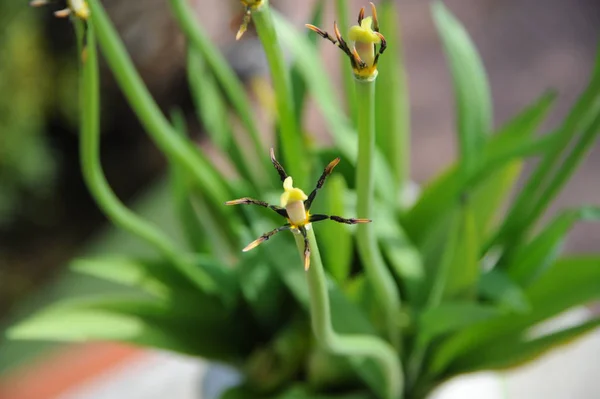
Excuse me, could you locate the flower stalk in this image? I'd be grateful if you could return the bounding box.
[355,79,402,349]
[78,21,217,295]
[293,228,402,399]
[251,0,308,187]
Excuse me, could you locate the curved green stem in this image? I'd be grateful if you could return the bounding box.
[169,0,269,186]
[86,0,230,215]
[253,1,307,187]
[355,79,402,349]
[293,228,402,399]
[79,22,217,294]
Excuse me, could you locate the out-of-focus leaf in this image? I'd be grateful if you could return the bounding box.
[169,0,270,182]
[449,317,600,373]
[430,256,600,375]
[334,0,357,127]
[272,12,396,204]
[404,91,556,247]
[187,49,230,151]
[72,255,239,309]
[72,257,185,299]
[318,174,352,284]
[275,385,373,399]
[507,206,600,286]
[490,44,600,251]
[478,270,531,313]
[169,108,210,253]
[418,302,500,343]
[432,1,492,177]
[7,296,249,361]
[237,256,287,331]
[375,0,410,199]
[442,202,479,299]
[291,0,324,121]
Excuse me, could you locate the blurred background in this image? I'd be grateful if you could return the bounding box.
[0,0,599,398]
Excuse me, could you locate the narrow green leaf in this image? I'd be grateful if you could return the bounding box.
[7,296,249,360]
[334,0,358,127]
[450,317,600,373]
[442,201,479,299]
[479,270,531,313]
[187,49,231,151]
[418,302,500,343]
[291,0,325,121]
[432,1,492,176]
[169,108,210,253]
[507,206,600,286]
[404,91,556,247]
[491,44,600,251]
[71,257,184,299]
[317,174,352,284]
[430,256,600,375]
[376,0,410,199]
[169,0,269,183]
[169,109,239,263]
[237,257,286,331]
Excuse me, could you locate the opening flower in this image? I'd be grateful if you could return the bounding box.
[306,2,386,80]
[226,149,370,270]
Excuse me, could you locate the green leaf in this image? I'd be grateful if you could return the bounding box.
[479,270,531,313]
[442,201,479,300]
[490,43,600,251]
[237,256,287,331]
[317,174,352,284]
[404,91,556,247]
[272,11,396,204]
[375,0,410,199]
[7,296,250,361]
[334,0,357,127]
[507,206,600,286]
[290,0,324,121]
[169,108,211,253]
[449,317,600,373]
[430,256,600,375]
[71,257,187,299]
[418,302,500,343]
[432,1,492,177]
[169,0,269,183]
[187,49,231,151]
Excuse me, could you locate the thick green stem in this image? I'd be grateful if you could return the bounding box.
[253,1,307,187]
[355,80,402,349]
[79,24,216,294]
[293,229,402,399]
[86,0,230,214]
[169,0,270,186]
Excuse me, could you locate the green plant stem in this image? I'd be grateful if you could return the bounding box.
[253,1,307,187]
[293,229,402,399]
[168,0,270,186]
[79,23,217,294]
[355,79,402,349]
[86,0,231,217]
[334,0,358,127]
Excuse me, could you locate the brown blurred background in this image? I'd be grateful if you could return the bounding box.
[0,0,599,325]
